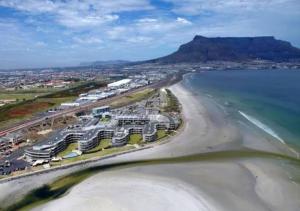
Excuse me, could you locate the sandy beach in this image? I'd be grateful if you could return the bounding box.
[1,82,299,210]
[31,83,300,211]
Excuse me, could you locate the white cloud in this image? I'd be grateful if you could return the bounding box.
[127,36,153,43]
[0,0,299,69]
[57,13,119,28]
[0,0,152,28]
[101,17,197,49]
[137,18,158,23]
[134,17,193,34]
[35,41,47,47]
[102,17,195,47]
[106,27,127,40]
[163,0,298,15]
[73,36,103,44]
[176,17,192,25]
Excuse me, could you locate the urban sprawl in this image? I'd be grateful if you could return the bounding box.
[0,65,181,176]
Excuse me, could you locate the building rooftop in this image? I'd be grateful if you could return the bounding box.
[143,122,156,135]
[107,79,132,87]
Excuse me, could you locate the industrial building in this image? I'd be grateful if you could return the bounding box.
[59,78,148,109]
[107,79,132,88]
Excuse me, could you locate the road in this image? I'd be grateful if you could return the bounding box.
[0,76,176,137]
[0,74,182,175]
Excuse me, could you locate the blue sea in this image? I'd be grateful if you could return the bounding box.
[182,70,300,150]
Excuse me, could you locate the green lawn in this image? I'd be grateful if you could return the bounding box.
[163,89,180,112]
[157,130,167,140]
[0,93,44,101]
[57,143,78,157]
[85,139,111,153]
[99,117,110,122]
[51,145,134,166]
[128,134,143,145]
[98,139,111,149]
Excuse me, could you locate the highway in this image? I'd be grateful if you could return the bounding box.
[0,76,176,137]
[0,74,181,175]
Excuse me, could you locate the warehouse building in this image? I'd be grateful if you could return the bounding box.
[107,79,132,88]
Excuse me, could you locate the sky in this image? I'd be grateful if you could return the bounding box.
[0,0,299,69]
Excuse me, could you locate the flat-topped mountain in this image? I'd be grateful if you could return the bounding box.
[148,35,300,63]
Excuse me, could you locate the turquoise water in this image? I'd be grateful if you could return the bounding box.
[183,70,300,149]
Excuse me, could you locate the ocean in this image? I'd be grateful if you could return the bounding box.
[182,70,300,151]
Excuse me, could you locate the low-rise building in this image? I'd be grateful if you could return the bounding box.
[25,107,180,161]
[107,79,132,88]
[92,106,110,117]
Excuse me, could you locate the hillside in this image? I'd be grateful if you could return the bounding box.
[148,35,300,63]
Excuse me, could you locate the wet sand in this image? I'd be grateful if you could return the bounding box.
[34,83,300,211]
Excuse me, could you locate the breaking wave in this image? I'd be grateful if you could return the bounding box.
[238,111,285,144]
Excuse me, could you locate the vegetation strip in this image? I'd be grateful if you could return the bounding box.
[0,81,107,129]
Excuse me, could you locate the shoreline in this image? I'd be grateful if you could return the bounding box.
[182,72,299,157]
[182,72,300,158]
[2,81,300,210]
[238,110,300,158]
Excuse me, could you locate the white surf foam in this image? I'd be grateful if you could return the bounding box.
[238,111,285,144]
[239,111,300,158]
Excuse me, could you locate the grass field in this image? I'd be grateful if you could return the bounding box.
[51,145,134,166]
[128,134,143,145]
[0,96,76,129]
[163,89,180,113]
[43,81,106,99]
[0,81,107,129]
[1,87,66,94]
[0,93,43,101]
[0,86,72,102]
[57,143,78,157]
[110,88,156,108]
[85,139,111,154]
[157,130,167,140]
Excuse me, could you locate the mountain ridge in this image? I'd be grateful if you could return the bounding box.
[146,35,300,63]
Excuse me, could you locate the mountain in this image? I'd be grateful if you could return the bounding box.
[148,35,300,63]
[80,60,130,67]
